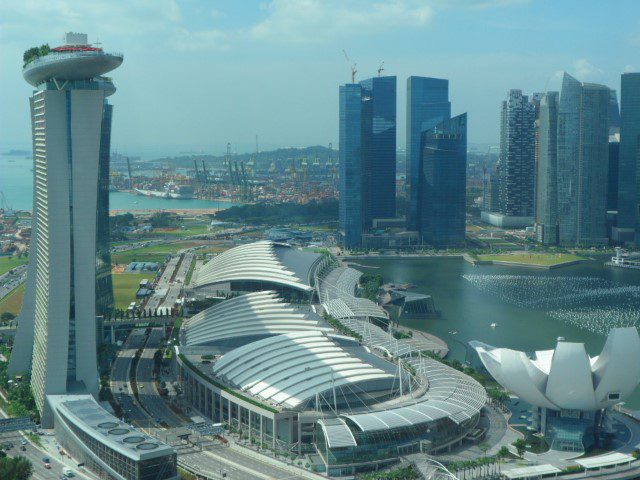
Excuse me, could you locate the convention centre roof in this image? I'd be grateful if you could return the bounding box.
[193,241,322,293]
[342,356,486,431]
[182,290,330,346]
[212,330,394,409]
[319,266,387,320]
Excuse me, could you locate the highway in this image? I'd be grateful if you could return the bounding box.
[0,412,96,480]
[135,327,184,427]
[110,328,151,426]
[180,447,309,480]
[0,264,27,303]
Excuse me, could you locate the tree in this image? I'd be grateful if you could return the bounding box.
[497,445,510,458]
[512,438,526,457]
[0,312,15,322]
[0,455,33,480]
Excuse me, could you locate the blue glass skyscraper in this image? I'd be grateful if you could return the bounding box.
[616,73,640,244]
[406,77,451,230]
[339,84,363,248]
[360,76,397,223]
[339,76,396,248]
[419,114,467,245]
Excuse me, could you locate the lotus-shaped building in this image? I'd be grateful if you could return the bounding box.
[470,327,640,452]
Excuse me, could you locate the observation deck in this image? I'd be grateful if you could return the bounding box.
[23,49,123,87]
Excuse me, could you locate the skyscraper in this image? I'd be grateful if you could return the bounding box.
[419,114,467,245]
[616,73,640,244]
[339,83,364,248]
[360,76,397,223]
[557,73,609,245]
[497,90,536,220]
[9,33,122,424]
[406,77,451,230]
[339,76,396,248]
[535,92,559,244]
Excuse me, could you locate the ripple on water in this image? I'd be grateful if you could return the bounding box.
[462,274,640,336]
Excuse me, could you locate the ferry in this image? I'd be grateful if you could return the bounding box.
[607,247,640,270]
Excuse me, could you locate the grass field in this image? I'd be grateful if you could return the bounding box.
[111,241,201,265]
[0,284,25,317]
[112,273,152,310]
[0,256,28,276]
[477,252,584,266]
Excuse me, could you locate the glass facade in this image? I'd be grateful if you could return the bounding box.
[535,92,559,245]
[339,84,364,248]
[56,410,177,480]
[406,77,451,231]
[339,77,396,248]
[558,73,610,245]
[360,76,397,225]
[419,114,467,245]
[316,415,478,475]
[618,73,640,242]
[96,102,115,317]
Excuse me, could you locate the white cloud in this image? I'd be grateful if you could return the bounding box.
[431,0,531,9]
[572,58,603,79]
[624,64,638,73]
[249,0,433,43]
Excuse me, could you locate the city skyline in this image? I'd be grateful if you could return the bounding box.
[2,0,640,154]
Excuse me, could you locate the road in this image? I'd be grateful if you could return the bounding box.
[0,412,96,480]
[180,447,309,480]
[0,265,27,303]
[135,328,184,427]
[110,328,151,426]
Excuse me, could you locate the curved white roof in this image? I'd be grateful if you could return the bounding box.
[470,327,640,411]
[182,291,330,346]
[212,331,394,409]
[194,241,320,293]
[343,355,487,431]
[319,266,387,320]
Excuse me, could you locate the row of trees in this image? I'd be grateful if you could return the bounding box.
[215,200,338,225]
[0,454,32,480]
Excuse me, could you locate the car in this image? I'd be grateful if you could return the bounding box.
[21,439,27,445]
[44,463,51,469]
[42,457,50,463]
[20,446,26,451]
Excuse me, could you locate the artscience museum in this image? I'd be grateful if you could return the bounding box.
[471,327,640,452]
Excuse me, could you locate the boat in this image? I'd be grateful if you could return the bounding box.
[490,322,498,328]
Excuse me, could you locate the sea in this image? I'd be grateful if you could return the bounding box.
[0,155,243,212]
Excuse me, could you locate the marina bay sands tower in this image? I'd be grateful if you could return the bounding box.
[9,33,122,424]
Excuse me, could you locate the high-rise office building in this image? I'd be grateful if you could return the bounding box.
[557,73,609,245]
[406,77,451,230]
[535,92,559,244]
[339,83,364,248]
[9,33,122,424]
[419,114,467,245]
[497,90,536,220]
[339,76,396,248]
[608,136,620,212]
[615,73,640,244]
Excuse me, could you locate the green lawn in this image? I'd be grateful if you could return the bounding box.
[112,241,200,265]
[112,273,153,310]
[477,252,584,266]
[0,256,28,276]
[0,284,25,317]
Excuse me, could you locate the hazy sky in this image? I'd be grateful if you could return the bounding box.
[1,0,638,155]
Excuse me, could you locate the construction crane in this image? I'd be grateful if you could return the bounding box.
[193,160,201,186]
[342,49,357,83]
[377,61,385,77]
[126,156,133,189]
[201,160,209,187]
